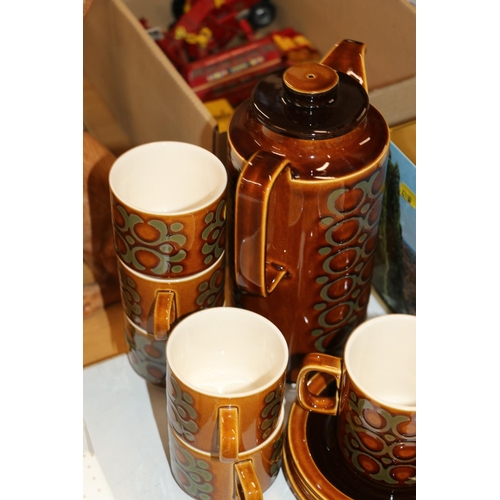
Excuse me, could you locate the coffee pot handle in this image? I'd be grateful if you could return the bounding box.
[234,150,290,297]
[296,353,343,415]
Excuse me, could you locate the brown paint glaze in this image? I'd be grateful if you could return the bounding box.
[124,316,166,387]
[284,374,416,499]
[110,190,226,279]
[227,40,390,381]
[117,254,225,340]
[336,367,416,487]
[168,413,284,500]
[166,366,286,454]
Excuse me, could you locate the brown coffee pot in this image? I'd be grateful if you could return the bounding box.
[227,39,390,382]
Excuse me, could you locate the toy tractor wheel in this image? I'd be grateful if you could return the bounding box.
[172,0,186,21]
[248,1,276,29]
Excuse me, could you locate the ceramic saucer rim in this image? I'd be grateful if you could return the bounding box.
[282,442,318,500]
[285,374,352,500]
[285,374,416,500]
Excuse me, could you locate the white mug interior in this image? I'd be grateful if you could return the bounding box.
[109,141,227,213]
[345,314,416,410]
[166,307,288,396]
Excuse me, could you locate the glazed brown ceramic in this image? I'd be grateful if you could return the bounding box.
[109,141,227,279]
[168,408,284,500]
[166,307,288,456]
[284,372,416,500]
[227,40,390,382]
[117,253,225,340]
[124,315,166,387]
[296,315,416,488]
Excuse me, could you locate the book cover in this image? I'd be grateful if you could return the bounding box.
[372,141,416,314]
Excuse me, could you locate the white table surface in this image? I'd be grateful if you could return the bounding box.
[83,295,387,499]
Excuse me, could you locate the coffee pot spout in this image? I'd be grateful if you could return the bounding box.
[320,39,368,92]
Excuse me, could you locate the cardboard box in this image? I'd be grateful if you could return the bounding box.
[83,0,416,160]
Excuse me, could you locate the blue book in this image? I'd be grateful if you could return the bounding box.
[372,140,416,314]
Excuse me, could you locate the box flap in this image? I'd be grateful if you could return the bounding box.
[84,0,218,153]
[274,0,415,91]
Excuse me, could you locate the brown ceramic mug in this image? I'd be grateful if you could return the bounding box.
[109,141,227,279]
[168,407,284,500]
[117,253,225,340]
[296,314,416,487]
[166,307,288,458]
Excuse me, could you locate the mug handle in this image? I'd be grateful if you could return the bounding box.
[219,406,239,463]
[234,150,290,297]
[153,290,177,341]
[296,353,343,415]
[234,459,262,499]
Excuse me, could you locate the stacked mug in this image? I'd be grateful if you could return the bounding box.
[109,142,228,386]
[166,307,289,500]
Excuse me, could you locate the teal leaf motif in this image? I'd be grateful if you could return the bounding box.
[150,249,187,276]
[201,199,226,260]
[196,269,224,307]
[171,443,214,499]
[270,435,284,476]
[113,204,188,274]
[169,233,187,246]
[341,391,416,485]
[171,222,184,232]
[168,377,199,442]
[159,243,174,253]
[312,170,384,350]
[260,383,283,440]
[126,333,166,384]
[118,267,142,320]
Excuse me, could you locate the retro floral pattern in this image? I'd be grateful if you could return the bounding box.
[167,370,285,453]
[125,322,166,386]
[260,381,285,440]
[201,199,226,266]
[113,204,188,275]
[170,437,214,500]
[340,390,416,486]
[167,376,200,443]
[111,197,226,277]
[118,258,225,333]
[269,433,284,477]
[119,265,142,325]
[196,267,225,308]
[312,169,385,351]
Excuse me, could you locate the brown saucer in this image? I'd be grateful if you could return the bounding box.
[284,374,416,500]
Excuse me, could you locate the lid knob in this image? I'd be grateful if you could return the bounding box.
[283,63,339,108]
[283,62,339,96]
[250,41,370,139]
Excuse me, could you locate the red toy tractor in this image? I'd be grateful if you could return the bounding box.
[181,27,320,106]
[158,0,276,70]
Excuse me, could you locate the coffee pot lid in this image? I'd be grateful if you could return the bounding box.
[250,60,369,140]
